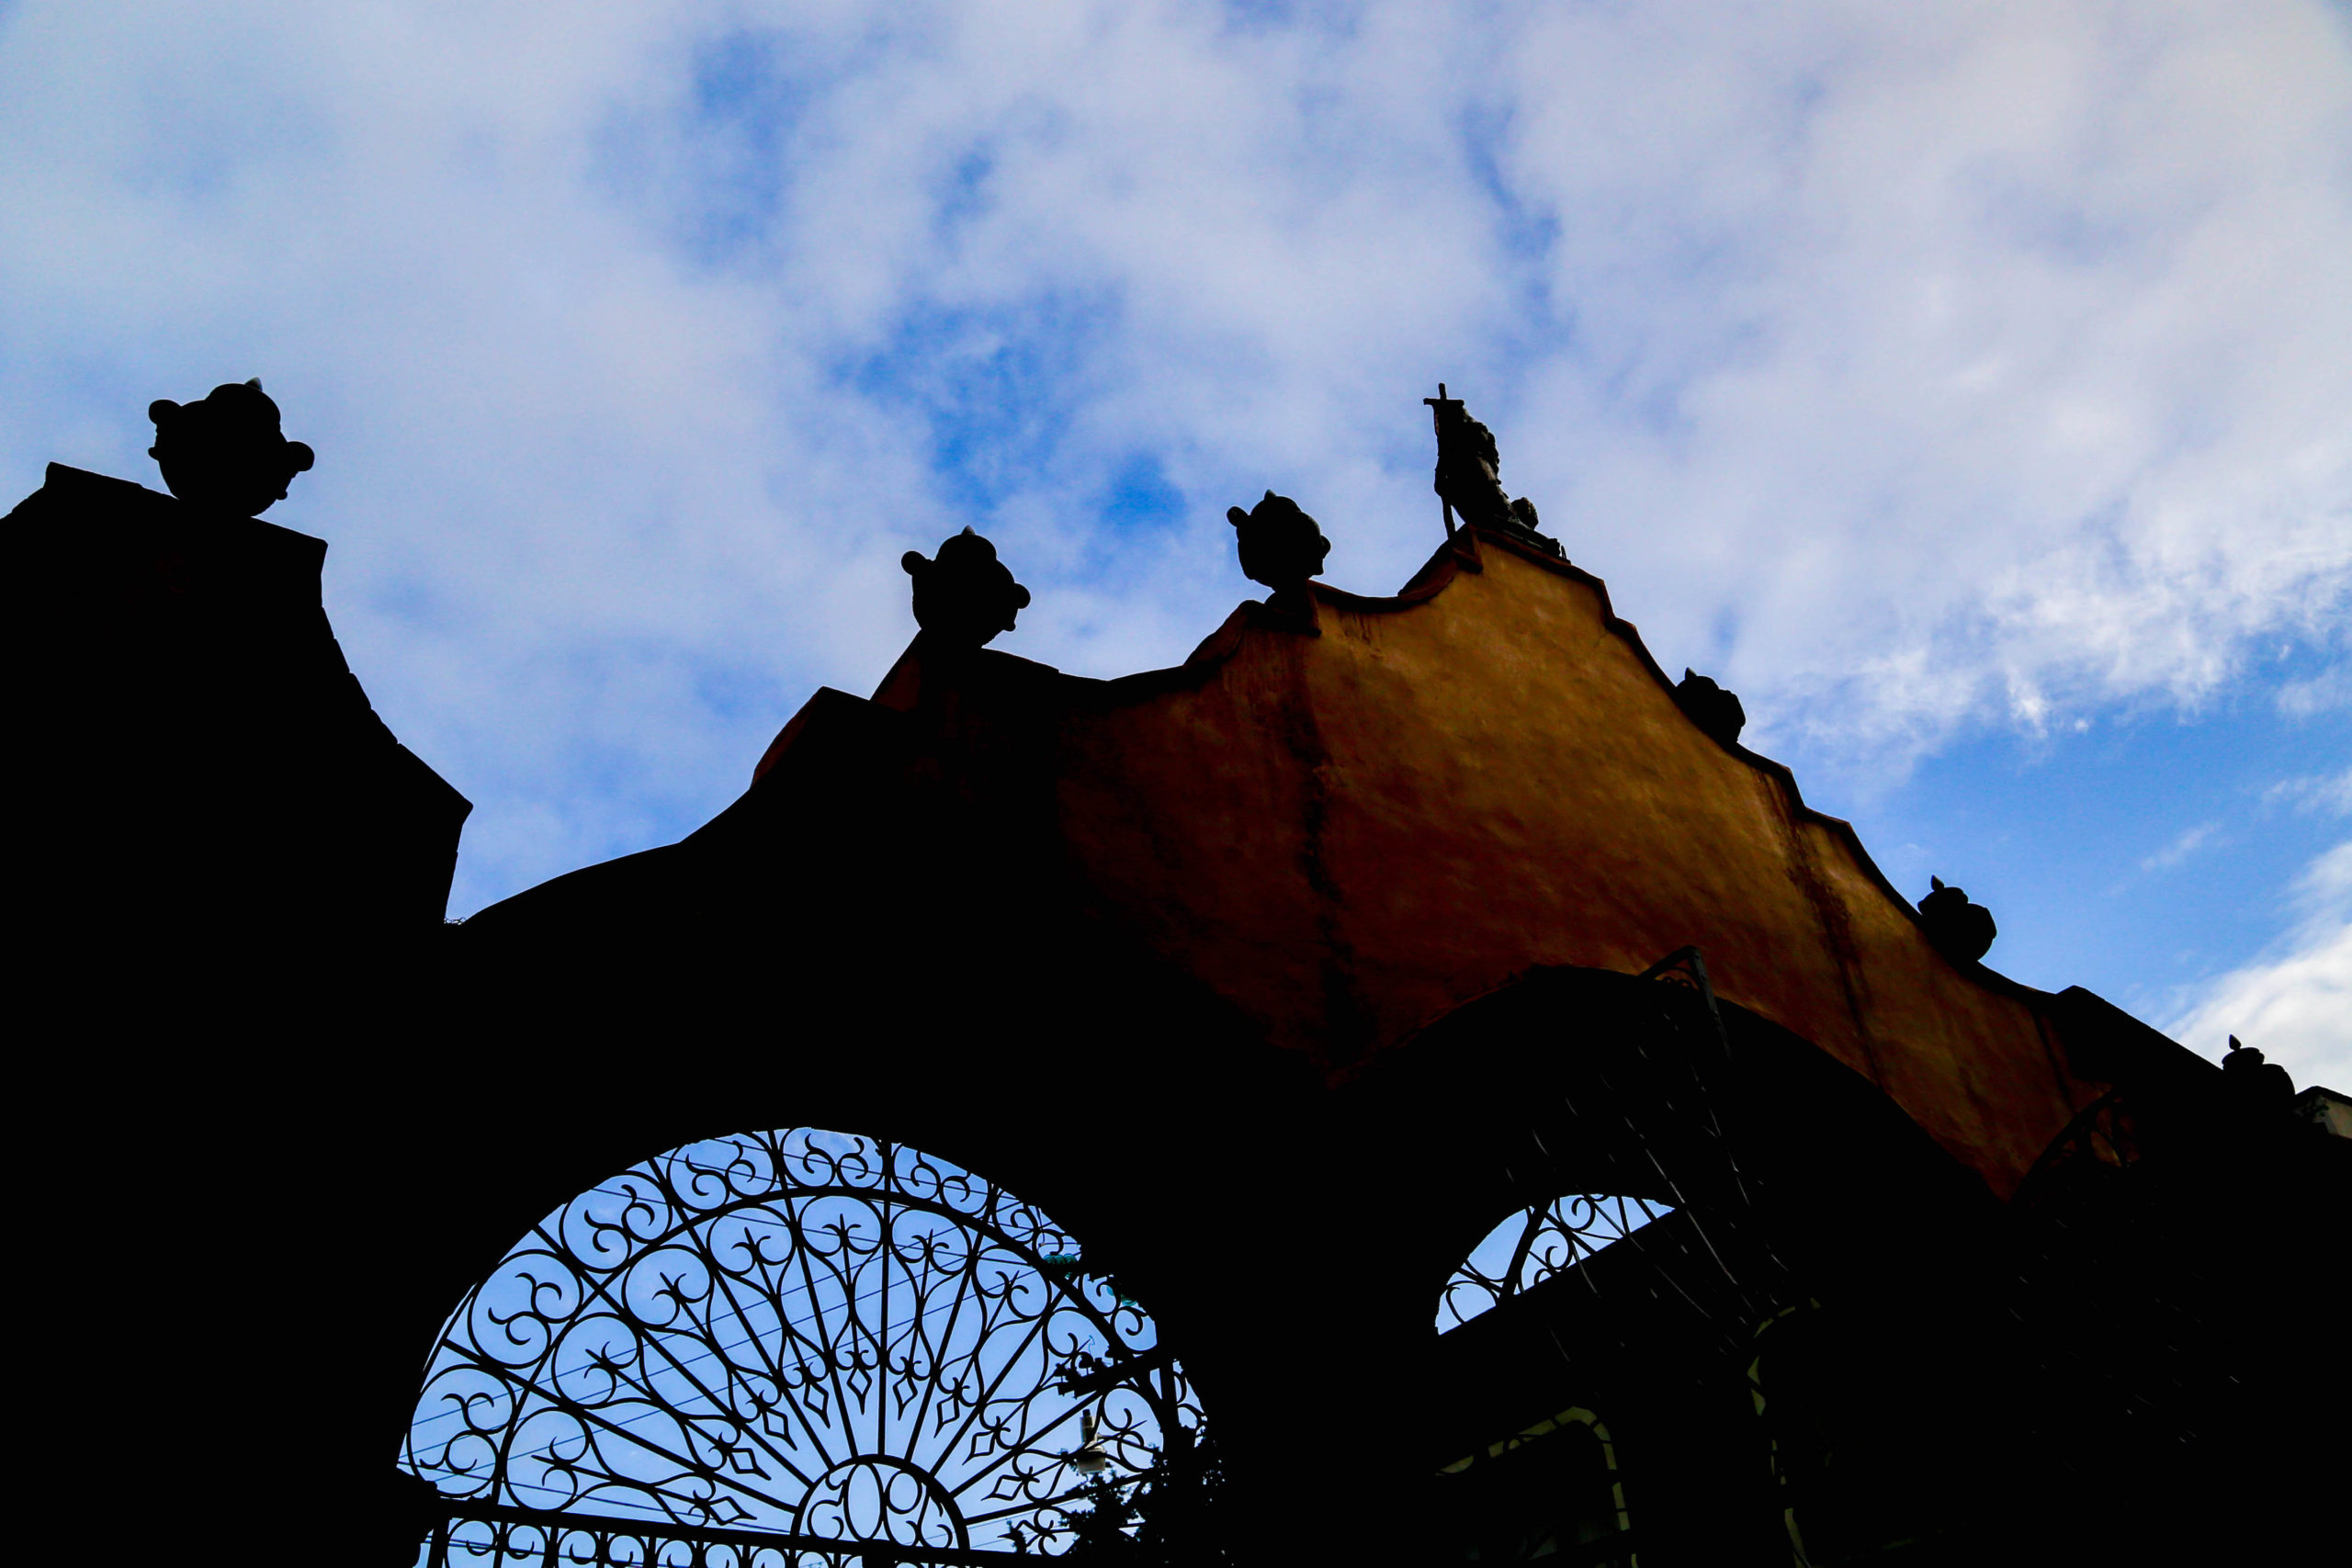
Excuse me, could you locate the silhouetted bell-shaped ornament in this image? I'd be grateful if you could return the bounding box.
[1675,668,1747,749]
[902,527,1031,650]
[147,378,316,519]
[1917,875,1996,963]
[1226,490,1330,603]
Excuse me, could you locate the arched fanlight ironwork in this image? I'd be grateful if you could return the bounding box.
[404,1128,1197,1559]
[1438,1194,1675,1332]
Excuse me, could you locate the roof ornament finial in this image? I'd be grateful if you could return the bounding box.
[901,527,1030,650]
[2221,1033,2296,1106]
[147,378,315,519]
[1226,491,1329,609]
[1917,875,1997,963]
[1675,668,1747,749]
[1421,384,1560,558]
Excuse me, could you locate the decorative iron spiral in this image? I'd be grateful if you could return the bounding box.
[1439,1194,1675,1331]
[404,1129,1196,1557]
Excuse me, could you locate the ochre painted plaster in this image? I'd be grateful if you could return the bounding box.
[1031,531,2095,1196]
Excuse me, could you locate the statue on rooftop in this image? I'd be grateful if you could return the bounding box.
[1423,384,1559,557]
[902,527,1031,650]
[1226,491,1330,605]
[2221,1035,2296,1109]
[148,378,315,519]
[1917,876,1997,963]
[1675,669,1747,749]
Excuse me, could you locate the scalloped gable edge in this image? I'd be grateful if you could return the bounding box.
[1094,522,2052,1013]
[778,522,2052,1018]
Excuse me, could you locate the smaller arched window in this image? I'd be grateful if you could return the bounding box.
[1438,1194,1675,1331]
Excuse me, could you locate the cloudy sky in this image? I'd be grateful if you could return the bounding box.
[5,0,2346,1085]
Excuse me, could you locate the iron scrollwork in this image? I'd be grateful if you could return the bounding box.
[1439,1193,1676,1332]
[405,1129,1198,1560]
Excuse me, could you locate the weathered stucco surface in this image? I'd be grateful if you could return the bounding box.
[1038,530,2094,1194]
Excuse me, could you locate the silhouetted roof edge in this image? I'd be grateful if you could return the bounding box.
[1425,528,2084,1015]
[1087,523,2069,1021]
[808,523,2136,1039]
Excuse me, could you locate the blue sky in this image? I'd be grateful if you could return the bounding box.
[4,0,2345,1084]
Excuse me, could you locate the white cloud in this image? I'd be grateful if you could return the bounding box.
[2278,664,2350,717]
[3,0,2347,910]
[2142,819,2222,872]
[2167,841,2352,1089]
[2263,767,2352,817]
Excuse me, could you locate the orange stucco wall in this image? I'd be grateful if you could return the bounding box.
[1034,531,2095,1195]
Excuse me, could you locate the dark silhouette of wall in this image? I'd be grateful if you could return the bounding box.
[16,457,468,934]
[15,387,470,1565]
[15,389,2342,1568]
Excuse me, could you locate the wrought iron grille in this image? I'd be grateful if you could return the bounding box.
[405,1129,1197,1560]
[426,1497,1023,1568]
[1438,1193,1676,1331]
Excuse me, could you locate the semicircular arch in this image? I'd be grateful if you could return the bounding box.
[1343,963,2003,1323]
[404,1126,1200,1558]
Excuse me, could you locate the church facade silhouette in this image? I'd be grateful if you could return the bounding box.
[17,384,2342,1568]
